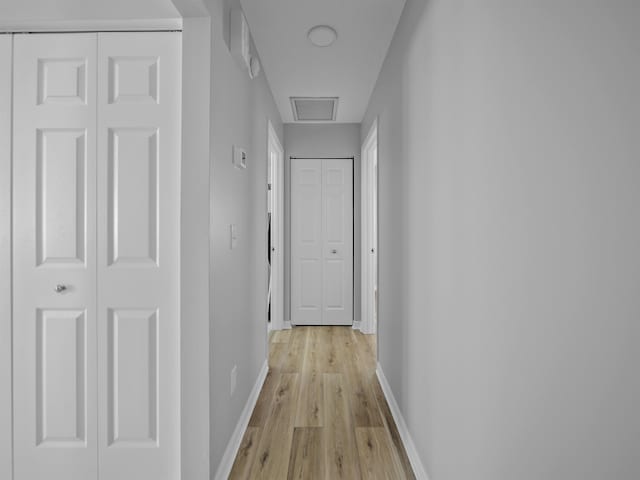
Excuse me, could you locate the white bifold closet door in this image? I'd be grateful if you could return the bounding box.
[12,32,181,480]
[291,158,353,326]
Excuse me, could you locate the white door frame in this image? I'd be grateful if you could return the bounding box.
[0,33,13,480]
[361,119,378,335]
[267,120,285,331]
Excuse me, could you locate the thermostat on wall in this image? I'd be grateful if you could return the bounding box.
[233,146,247,169]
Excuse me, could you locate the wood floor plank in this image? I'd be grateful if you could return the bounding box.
[271,329,292,343]
[281,327,308,373]
[353,330,377,372]
[228,427,261,480]
[269,342,287,371]
[339,330,383,427]
[304,327,324,374]
[248,370,280,427]
[356,427,406,480]
[295,327,325,427]
[287,427,325,480]
[317,326,341,373]
[371,377,416,479]
[294,372,324,427]
[249,373,300,479]
[324,373,361,480]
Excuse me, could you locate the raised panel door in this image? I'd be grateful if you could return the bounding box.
[13,33,98,480]
[322,159,353,325]
[291,159,323,325]
[291,158,353,326]
[96,32,181,480]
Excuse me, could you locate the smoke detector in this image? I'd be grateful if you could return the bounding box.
[307,25,338,47]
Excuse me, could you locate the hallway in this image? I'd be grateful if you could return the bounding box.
[229,327,415,479]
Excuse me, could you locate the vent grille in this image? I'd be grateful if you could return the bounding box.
[290,97,338,122]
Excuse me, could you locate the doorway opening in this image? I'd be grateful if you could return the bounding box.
[361,119,378,344]
[267,120,285,332]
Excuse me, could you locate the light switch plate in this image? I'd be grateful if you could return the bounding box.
[233,145,247,169]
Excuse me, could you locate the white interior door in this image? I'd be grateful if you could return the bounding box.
[291,159,323,325]
[322,159,353,325]
[370,148,378,332]
[96,32,181,480]
[12,31,181,480]
[291,158,353,325]
[361,122,378,335]
[13,33,99,480]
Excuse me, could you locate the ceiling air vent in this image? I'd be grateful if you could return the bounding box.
[290,97,338,122]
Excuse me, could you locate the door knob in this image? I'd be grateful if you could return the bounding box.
[331,249,337,254]
[55,284,67,293]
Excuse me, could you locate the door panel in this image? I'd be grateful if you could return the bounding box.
[291,159,323,324]
[322,159,353,325]
[13,33,98,480]
[107,127,159,266]
[97,32,181,480]
[36,309,87,446]
[36,128,88,265]
[291,158,353,325]
[107,308,158,447]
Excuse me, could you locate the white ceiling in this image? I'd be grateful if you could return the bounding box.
[241,0,406,123]
[0,0,180,27]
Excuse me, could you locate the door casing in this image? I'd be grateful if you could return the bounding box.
[267,120,285,331]
[361,119,378,335]
[0,33,13,480]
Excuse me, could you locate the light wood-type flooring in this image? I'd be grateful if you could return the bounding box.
[229,326,415,480]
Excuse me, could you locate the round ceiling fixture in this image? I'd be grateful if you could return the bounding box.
[307,25,338,47]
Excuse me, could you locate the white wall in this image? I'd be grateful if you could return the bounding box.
[362,1,640,479]
[0,34,12,480]
[203,0,283,472]
[283,123,362,325]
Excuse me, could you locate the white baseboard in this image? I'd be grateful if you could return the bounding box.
[214,360,268,480]
[376,363,430,480]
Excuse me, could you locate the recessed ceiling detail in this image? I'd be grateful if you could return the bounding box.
[307,25,337,47]
[290,97,338,122]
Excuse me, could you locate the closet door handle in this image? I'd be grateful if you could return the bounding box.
[54,284,68,293]
[331,249,337,254]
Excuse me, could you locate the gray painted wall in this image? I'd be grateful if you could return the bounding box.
[205,0,283,472]
[283,123,361,325]
[362,1,640,479]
